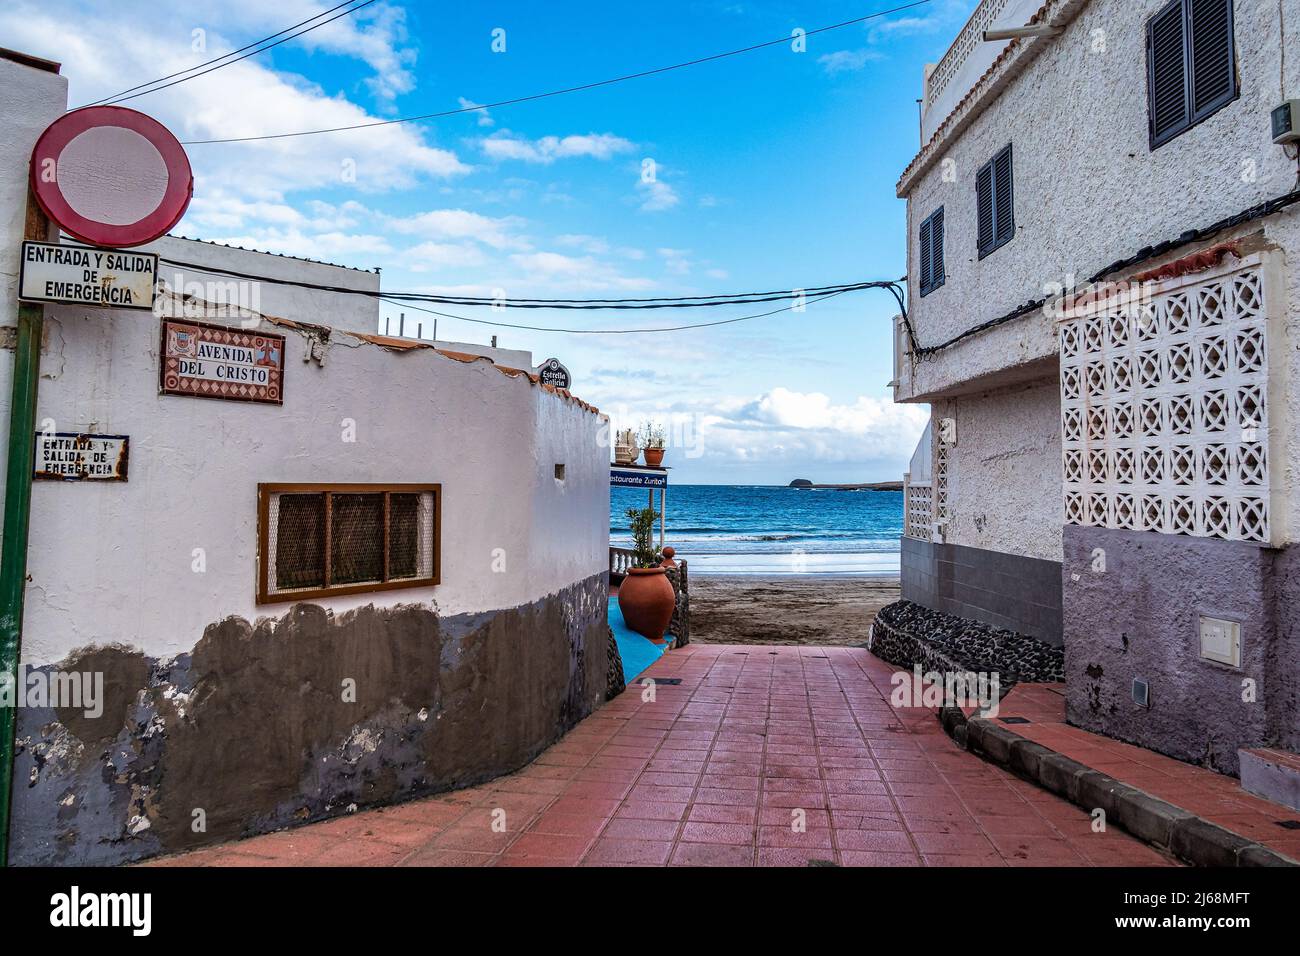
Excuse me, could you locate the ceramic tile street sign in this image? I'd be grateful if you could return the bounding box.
[19,241,157,311]
[538,357,572,389]
[160,319,285,405]
[34,432,129,482]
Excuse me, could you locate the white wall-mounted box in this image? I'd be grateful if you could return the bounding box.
[1199,616,1242,668]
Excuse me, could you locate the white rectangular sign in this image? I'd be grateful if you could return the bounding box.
[34,432,129,482]
[18,241,157,311]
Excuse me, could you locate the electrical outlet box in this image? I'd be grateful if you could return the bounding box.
[1199,616,1242,667]
[1274,100,1300,144]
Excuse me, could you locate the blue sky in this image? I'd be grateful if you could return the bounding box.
[6,0,978,483]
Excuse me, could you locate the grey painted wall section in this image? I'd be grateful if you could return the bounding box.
[901,536,1063,645]
[1062,526,1298,777]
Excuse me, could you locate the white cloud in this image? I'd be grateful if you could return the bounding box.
[637,179,680,212]
[480,132,635,164]
[384,209,530,250]
[401,241,489,271]
[0,4,466,205]
[657,248,692,275]
[507,252,655,291]
[818,49,884,74]
[699,388,929,464]
[458,97,495,127]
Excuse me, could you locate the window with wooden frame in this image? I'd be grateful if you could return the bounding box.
[918,207,945,297]
[1147,0,1237,150]
[257,483,440,603]
[976,144,1014,260]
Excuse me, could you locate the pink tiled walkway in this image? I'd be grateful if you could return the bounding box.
[151,645,1174,867]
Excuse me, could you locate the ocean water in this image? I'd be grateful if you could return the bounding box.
[610,484,903,576]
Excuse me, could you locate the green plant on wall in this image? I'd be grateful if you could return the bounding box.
[625,506,661,568]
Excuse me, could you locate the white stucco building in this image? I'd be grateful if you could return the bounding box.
[895,0,1300,775]
[1,50,612,865]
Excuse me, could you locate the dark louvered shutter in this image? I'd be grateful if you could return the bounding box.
[1148,2,1189,145]
[976,163,994,256]
[993,147,1014,245]
[929,207,944,288]
[1189,0,1235,118]
[918,216,933,294]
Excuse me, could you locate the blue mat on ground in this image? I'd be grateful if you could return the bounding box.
[608,596,670,685]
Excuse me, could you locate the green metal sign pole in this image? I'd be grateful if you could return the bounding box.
[0,192,50,867]
[0,297,43,868]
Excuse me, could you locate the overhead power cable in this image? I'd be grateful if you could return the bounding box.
[179,0,934,145]
[377,288,859,334]
[158,254,884,309]
[379,281,888,310]
[81,0,377,109]
[156,253,901,334]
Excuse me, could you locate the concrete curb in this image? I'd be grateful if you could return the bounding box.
[938,706,1299,867]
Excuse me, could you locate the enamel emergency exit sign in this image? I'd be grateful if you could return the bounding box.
[34,432,129,482]
[18,241,158,310]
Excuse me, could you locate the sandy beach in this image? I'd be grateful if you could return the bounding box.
[688,575,900,647]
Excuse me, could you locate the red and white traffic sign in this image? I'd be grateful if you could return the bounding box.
[30,106,193,249]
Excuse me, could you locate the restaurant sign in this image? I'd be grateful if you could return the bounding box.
[34,432,129,482]
[610,466,667,488]
[160,319,285,404]
[19,241,157,311]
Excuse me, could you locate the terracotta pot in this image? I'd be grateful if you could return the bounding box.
[617,567,675,641]
[643,447,664,467]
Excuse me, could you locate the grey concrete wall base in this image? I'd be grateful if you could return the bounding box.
[937,706,1298,867]
[902,537,1063,645]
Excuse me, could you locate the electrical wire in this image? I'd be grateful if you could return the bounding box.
[376,288,859,334]
[158,253,888,310]
[83,0,377,108]
[153,253,895,333]
[179,0,934,145]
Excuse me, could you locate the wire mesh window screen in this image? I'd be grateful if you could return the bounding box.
[273,494,326,590]
[331,493,384,585]
[261,484,439,601]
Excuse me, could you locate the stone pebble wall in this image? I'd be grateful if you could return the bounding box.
[870,600,1065,692]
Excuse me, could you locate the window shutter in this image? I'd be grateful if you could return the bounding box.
[1149,2,1189,145]
[919,216,932,293]
[993,147,1014,245]
[976,163,994,255]
[1189,0,1234,117]
[929,207,944,288]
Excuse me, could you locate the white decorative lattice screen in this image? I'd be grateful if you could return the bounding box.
[904,481,933,540]
[1058,256,1274,544]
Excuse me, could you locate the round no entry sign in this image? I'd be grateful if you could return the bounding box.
[30,105,193,248]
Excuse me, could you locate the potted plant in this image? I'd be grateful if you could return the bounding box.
[638,421,666,467]
[614,427,638,465]
[616,506,675,641]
